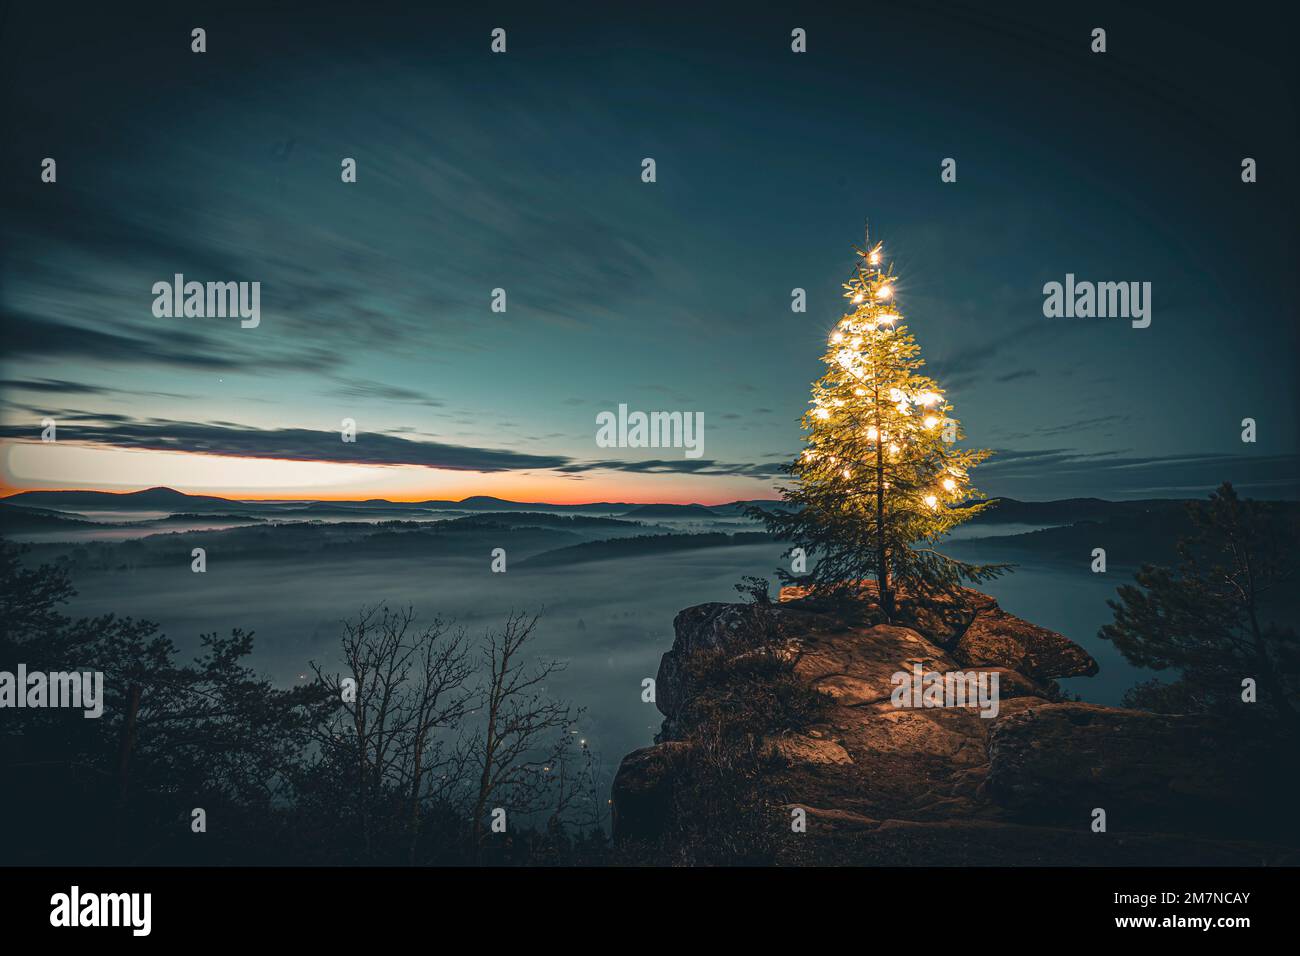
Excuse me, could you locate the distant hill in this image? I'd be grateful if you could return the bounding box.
[621,503,718,518]
[2,486,239,510]
[0,501,105,532]
[0,488,722,516]
[146,512,267,525]
[425,496,636,513]
[293,501,436,517]
[711,499,789,516]
[3,488,1246,529]
[288,496,640,513]
[970,497,1191,526]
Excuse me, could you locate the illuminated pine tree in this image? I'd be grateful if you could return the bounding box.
[752,231,1006,619]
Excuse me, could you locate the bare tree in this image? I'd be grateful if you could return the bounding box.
[467,609,582,853]
[311,605,472,862]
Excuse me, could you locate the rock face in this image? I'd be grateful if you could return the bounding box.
[611,586,1295,865]
[986,704,1279,827]
[957,608,1098,682]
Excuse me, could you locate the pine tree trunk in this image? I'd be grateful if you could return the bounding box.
[114,684,141,854]
[1245,587,1300,732]
[408,731,424,865]
[1241,535,1300,732]
[874,409,892,621]
[115,685,140,806]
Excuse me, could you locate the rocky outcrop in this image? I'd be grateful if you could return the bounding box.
[986,703,1279,826]
[956,608,1098,682]
[611,586,1296,865]
[609,741,691,843]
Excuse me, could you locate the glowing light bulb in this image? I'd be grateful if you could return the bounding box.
[842,468,852,478]
[869,249,882,266]
[876,284,893,300]
[831,331,844,343]
[815,408,830,419]
[877,311,899,324]
[924,494,939,509]
[889,443,900,455]
[854,387,866,396]
[923,415,940,429]
[852,293,864,304]
[917,392,939,406]
[866,426,878,440]
[942,478,956,491]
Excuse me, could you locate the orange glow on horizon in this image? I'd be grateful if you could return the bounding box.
[0,478,774,508]
[0,441,779,507]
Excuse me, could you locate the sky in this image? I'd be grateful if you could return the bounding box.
[2,2,1296,503]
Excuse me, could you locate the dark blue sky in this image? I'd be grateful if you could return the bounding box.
[2,2,1296,501]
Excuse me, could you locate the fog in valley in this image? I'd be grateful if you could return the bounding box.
[3,495,1178,801]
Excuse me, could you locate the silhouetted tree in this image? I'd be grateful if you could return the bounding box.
[308,605,473,863]
[1100,483,1300,732]
[1,544,605,865]
[0,541,331,864]
[467,610,582,854]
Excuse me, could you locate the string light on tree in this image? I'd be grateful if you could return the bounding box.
[749,227,1007,619]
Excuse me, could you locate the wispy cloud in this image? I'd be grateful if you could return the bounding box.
[558,458,784,479]
[979,448,1299,500]
[1,310,339,372]
[0,378,190,400]
[0,411,792,481]
[0,420,568,473]
[326,378,444,407]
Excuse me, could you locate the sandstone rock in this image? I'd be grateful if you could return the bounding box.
[793,623,951,706]
[779,581,997,646]
[891,586,998,646]
[611,590,1293,863]
[963,665,1048,701]
[609,741,690,843]
[765,733,853,766]
[656,602,797,718]
[986,702,1273,828]
[851,707,989,764]
[954,608,1098,680]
